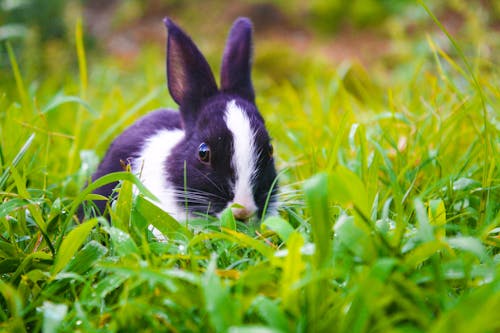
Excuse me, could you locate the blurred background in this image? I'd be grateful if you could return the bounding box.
[0,0,499,192]
[1,0,499,86]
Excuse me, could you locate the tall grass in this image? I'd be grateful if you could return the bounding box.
[1,6,499,333]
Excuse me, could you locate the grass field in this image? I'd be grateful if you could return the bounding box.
[1,1,499,332]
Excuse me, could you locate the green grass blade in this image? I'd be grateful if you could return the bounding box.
[75,17,87,98]
[0,279,25,332]
[304,173,332,267]
[203,254,241,331]
[52,218,98,275]
[220,206,237,230]
[279,231,304,316]
[41,94,97,116]
[261,216,294,243]
[250,296,289,332]
[112,177,133,231]
[64,240,108,274]
[103,226,140,256]
[0,133,35,190]
[132,194,192,239]
[5,41,29,110]
[67,17,88,174]
[67,171,158,223]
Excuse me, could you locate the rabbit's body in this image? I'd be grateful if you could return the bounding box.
[85,17,278,225]
[90,109,183,217]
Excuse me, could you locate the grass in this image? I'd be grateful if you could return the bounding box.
[1,5,499,333]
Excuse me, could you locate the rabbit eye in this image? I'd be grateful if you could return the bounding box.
[198,142,211,164]
[268,143,274,158]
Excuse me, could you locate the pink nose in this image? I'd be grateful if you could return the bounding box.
[231,206,255,220]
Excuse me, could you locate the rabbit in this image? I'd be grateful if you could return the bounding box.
[83,17,278,228]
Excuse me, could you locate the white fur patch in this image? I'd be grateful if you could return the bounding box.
[132,129,185,239]
[224,100,258,217]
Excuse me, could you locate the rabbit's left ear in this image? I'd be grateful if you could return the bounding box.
[165,18,218,119]
[220,17,255,102]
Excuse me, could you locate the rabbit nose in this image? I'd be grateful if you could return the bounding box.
[231,206,255,220]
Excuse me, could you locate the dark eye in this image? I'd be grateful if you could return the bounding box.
[198,142,211,164]
[268,143,274,158]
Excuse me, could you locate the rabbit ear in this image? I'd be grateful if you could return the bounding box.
[220,17,255,102]
[164,18,218,125]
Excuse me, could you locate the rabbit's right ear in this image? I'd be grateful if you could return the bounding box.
[220,17,254,102]
[164,18,218,126]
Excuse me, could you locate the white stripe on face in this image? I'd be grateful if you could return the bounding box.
[224,100,258,219]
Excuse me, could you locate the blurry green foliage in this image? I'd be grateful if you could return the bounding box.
[0,0,75,86]
[2,0,498,88]
[308,0,412,33]
[0,0,499,332]
[0,0,67,41]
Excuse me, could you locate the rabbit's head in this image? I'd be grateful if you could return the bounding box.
[164,18,278,220]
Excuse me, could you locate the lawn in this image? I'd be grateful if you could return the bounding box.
[0,1,499,332]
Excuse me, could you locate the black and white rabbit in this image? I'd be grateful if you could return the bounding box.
[85,17,278,225]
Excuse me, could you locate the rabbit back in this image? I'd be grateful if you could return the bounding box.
[89,109,182,215]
